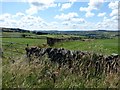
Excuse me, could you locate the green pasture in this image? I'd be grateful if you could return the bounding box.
[2,38,46,46]
[2,35,120,88]
[2,38,47,65]
[2,37,119,57]
[53,38,119,55]
[2,32,35,38]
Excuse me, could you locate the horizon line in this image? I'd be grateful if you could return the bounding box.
[1,27,119,31]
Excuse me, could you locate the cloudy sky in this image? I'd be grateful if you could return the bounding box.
[0,0,119,31]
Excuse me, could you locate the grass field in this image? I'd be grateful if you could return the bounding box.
[2,37,119,54]
[2,37,119,65]
[2,32,119,56]
[2,38,47,46]
[53,38,119,55]
[2,34,120,88]
[2,38,47,65]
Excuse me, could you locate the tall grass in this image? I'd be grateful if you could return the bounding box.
[2,54,120,88]
[2,37,119,88]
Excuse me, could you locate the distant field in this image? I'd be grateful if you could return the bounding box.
[2,32,35,38]
[2,38,46,46]
[53,38,119,55]
[2,32,82,39]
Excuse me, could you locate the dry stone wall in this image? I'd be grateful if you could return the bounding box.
[25,47,120,75]
[47,37,81,46]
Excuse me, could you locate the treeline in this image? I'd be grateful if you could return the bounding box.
[1,27,48,35]
[2,28,30,33]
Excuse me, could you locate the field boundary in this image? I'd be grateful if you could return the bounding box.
[2,41,27,60]
[26,47,120,75]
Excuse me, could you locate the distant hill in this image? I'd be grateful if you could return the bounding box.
[1,27,30,33]
[1,27,119,38]
[1,27,48,35]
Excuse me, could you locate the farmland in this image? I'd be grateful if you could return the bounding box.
[2,37,119,56]
[1,29,120,88]
[2,38,47,46]
[53,38,119,55]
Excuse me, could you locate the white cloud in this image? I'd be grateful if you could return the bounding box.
[26,6,38,15]
[13,12,25,19]
[1,12,83,30]
[110,9,118,17]
[80,0,104,17]
[26,0,57,15]
[57,3,61,7]
[15,12,25,17]
[71,18,85,23]
[60,3,72,11]
[88,0,104,9]
[55,12,85,30]
[1,0,118,31]
[109,1,118,17]
[108,1,118,10]
[0,18,4,22]
[1,13,11,19]
[43,21,59,29]
[107,1,118,30]
[60,0,76,11]
[62,21,70,26]
[98,12,106,17]
[111,16,118,20]
[0,13,51,30]
[55,12,78,21]
[28,0,55,5]
[0,13,17,28]
[0,13,14,25]
[96,16,118,30]
[69,0,77,3]
[86,12,94,17]
[0,12,87,30]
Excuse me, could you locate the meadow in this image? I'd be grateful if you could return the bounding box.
[2,31,120,88]
[2,38,46,65]
[2,38,46,46]
[53,38,119,55]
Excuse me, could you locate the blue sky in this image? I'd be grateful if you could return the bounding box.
[0,0,119,31]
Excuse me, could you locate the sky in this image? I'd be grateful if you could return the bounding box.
[0,0,119,31]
